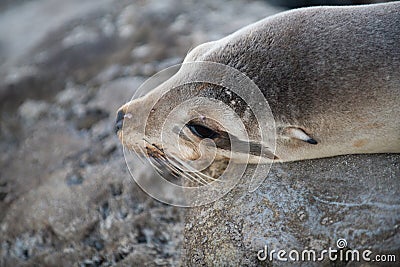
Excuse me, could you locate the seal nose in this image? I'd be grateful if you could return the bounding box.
[115,109,125,133]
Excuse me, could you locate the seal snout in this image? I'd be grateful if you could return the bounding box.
[115,109,125,133]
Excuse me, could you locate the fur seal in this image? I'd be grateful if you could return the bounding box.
[116,2,400,166]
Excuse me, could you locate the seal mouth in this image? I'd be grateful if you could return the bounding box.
[142,140,220,187]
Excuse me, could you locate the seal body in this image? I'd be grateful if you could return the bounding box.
[117,2,400,163]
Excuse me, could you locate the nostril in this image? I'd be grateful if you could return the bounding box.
[115,109,125,133]
[116,109,125,124]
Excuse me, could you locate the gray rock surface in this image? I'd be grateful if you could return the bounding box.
[184,154,400,266]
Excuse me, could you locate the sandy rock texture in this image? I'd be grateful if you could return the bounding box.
[184,154,400,266]
[0,0,282,266]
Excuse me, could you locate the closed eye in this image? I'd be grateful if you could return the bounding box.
[186,123,219,139]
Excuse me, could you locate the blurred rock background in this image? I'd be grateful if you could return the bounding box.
[0,0,397,266]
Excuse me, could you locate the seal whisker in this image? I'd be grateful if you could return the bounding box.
[167,155,222,183]
[164,155,212,185]
[151,150,210,186]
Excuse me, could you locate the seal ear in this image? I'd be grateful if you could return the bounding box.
[284,127,318,144]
